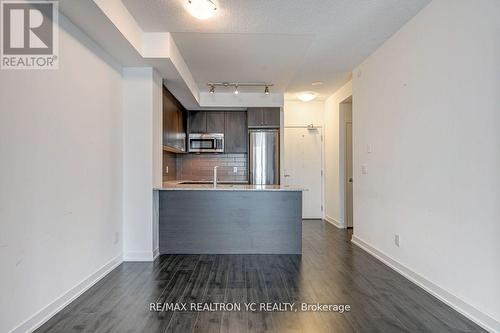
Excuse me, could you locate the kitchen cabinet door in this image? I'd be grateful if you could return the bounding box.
[248,108,280,127]
[247,108,263,127]
[177,109,186,151]
[163,87,186,151]
[189,111,207,133]
[225,111,247,153]
[206,112,225,133]
[262,107,280,127]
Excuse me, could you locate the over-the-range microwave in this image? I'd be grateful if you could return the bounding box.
[188,133,224,153]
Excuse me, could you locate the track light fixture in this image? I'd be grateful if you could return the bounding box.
[206,82,273,95]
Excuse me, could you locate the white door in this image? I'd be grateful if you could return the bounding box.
[283,127,323,218]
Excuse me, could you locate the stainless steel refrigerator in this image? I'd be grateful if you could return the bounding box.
[249,129,279,185]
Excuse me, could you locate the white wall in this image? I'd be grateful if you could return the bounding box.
[0,14,123,333]
[352,0,500,331]
[284,100,325,127]
[152,71,163,188]
[122,67,162,261]
[324,82,352,226]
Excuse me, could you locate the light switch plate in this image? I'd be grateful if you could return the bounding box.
[165,166,169,174]
[361,164,368,174]
[233,167,238,173]
[367,144,373,153]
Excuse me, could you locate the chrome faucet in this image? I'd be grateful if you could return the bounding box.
[213,166,219,187]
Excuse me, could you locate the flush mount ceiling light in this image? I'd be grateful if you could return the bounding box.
[311,81,323,86]
[297,91,317,102]
[187,0,217,20]
[207,82,273,95]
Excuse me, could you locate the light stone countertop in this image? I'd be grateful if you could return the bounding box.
[154,180,306,191]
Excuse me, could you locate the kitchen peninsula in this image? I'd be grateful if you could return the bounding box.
[155,182,303,254]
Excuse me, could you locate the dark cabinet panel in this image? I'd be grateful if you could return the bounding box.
[225,112,247,153]
[178,110,186,142]
[163,87,186,152]
[262,107,280,127]
[206,112,225,133]
[189,111,207,133]
[189,111,226,133]
[247,108,263,127]
[248,107,280,127]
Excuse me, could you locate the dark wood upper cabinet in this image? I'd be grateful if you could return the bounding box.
[188,111,207,133]
[247,108,262,127]
[247,107,280,127]
[225,112,247,153]
[163,87,186,152]
[189,111,226,133]
[262,107,280,127]
[206,112,225,133]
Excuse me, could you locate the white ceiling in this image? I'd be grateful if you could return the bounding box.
[121,0,430,100]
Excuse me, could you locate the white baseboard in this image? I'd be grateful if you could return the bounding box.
[351,235,499,333]
[9,255,123,333]
[324,215,345,229]
[123,251,157,262]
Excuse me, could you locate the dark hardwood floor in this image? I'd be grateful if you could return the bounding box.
[36,220,485,333]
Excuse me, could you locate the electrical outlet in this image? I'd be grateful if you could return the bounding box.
[114,232,119,244]
[233,167,238,173]
[394,234,400,247]
[165,166,169,174]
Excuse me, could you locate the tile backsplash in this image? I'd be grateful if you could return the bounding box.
[162,151,178,181]
[163,152,248,182]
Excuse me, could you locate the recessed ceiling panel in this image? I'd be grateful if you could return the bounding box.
[171,32,314,93]
[122,0,431,98]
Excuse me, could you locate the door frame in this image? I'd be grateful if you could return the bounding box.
[340,96,353,228]
[283,125,324,219]
[344,120,353,228]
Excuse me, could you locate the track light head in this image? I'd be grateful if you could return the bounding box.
[264,86,269,94]
[209,85,215,93]
[234,85,239,94]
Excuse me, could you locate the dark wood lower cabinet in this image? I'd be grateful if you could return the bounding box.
[35,221,485,333]
[159,190,302,254]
